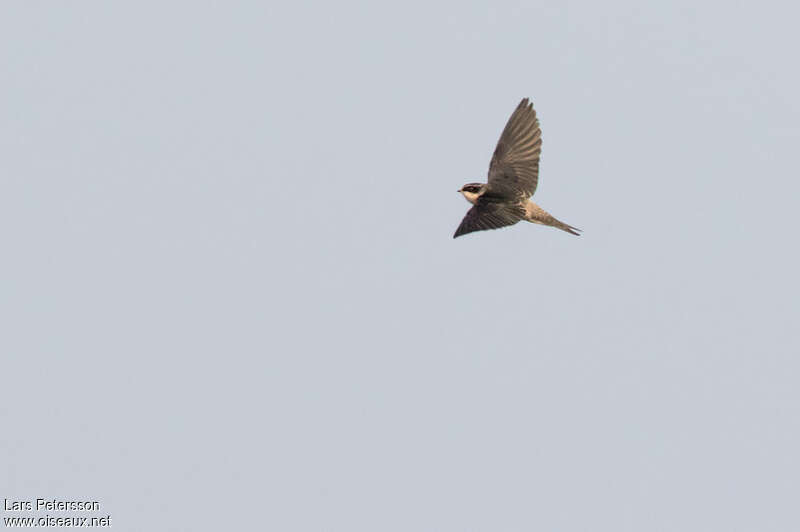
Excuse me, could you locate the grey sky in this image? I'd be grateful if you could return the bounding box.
[2,1,799,531]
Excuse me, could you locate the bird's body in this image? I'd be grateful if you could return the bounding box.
[454,98,580,238]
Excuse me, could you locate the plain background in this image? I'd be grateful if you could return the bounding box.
[2,2,799,531]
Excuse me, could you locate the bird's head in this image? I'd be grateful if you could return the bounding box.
[458,183,486,205]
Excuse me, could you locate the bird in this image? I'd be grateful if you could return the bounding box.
[454,98,581,238]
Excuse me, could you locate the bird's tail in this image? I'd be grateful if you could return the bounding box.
[525,202,581,235]
[549,216,581,236]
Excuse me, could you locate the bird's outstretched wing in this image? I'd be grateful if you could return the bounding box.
[453,199,525,238]
[487,98,542,199]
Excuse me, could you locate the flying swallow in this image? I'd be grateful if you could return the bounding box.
[455,98,580,238]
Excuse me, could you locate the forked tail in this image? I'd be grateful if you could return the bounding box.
[550,216,581,236]
[526,202,581,236]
